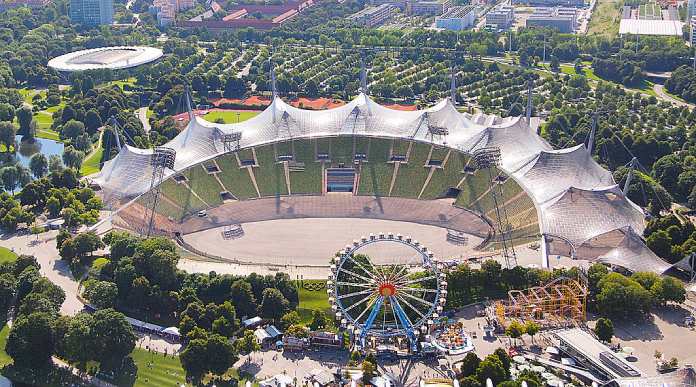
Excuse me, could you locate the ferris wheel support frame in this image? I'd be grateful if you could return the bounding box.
[329,232,446,353]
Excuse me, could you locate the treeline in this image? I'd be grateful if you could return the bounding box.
[69,231,300,383]
[0,255,136,385]
[542,79,696,213]
[592,58,644,86]
[445,260,686,320]
[644,214,696,264]
[587,264,686,318]
[445,260,582,309]
[665,65,696,103]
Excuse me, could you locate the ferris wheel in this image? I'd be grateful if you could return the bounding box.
[327,232,447,351]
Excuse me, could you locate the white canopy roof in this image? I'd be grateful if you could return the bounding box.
[93,94,671,273]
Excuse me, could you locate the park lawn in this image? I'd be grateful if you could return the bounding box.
[560,64,576,75]
[587,0,621,38]
[203,110,259,124]
[81,145,103,176]
[0,247,17,265]
[106,77,137,90]
[296,280,332,325]
[0,324,11,368]
[130,348,186,387]
[18,88,46,105]
[632,80,658,98]
[91,257,109,271]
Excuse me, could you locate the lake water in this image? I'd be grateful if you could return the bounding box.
[13,135,64,167]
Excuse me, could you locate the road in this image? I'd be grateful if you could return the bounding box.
[653,84,694,108]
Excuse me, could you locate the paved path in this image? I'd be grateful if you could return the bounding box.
[653,84,694,108]
[137,107,151,133]
[1,230,84,315]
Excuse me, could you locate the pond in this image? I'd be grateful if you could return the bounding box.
[13,135,64,168]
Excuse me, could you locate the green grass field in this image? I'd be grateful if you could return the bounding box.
[105,77,137,90]
[296,280,331,325]
[91,257,109,271]
[203,110,259,124]
[124,348,186,387]
[0,324,12,368]
[0,247,17,265]
[587,0,622,38]
[81,145,103,176]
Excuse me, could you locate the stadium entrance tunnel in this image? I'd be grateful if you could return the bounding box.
[111,136,542,262]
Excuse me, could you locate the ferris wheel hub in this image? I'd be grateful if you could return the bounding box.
[378,283,396,297]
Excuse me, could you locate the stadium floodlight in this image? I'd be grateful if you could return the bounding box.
[428,125,448,136]
[222,132,242,153]
[473,146,517,267]
[473,146,501,169]
[144,147,176,237]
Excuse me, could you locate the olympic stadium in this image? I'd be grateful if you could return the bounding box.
[48,46,163,72]
[91,89,675,275]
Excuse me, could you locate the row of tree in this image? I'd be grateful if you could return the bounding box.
[1,254,137,384]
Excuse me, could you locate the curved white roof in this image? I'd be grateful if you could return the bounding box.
[92,93,670,273]
[48,46,163,72]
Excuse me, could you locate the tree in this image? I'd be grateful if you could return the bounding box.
[46,196,61,217]
[280,310,301,330]
[594,317,614,342]
[597,273,653,318]
[688,185,696,210]
[72,231,104,262]
[550,56,560,72]
[460,352,481,377]
[493,347,512,378]
[286,324,309,338]
[206,333,238,375]
[0,273,16,318]
[646,230,673,261]
[84,109,102,133]
[62,145,85,170]
[362,353,377,382]
[6,312,55,369]
[259,287,289,322]
[58,313,95,367]
[61,120,86,142]
[49,155,63,174]
[475,355,506,386]
[0,121,16,152]
[84,280,118,309]
[505,320,525,345]
[29,153,48,179]
[310,310,330,331]
[180,338,209,382]
[525,321,540,344]
[0,166,19,192]
[234,329,260,355]
[0,103,15,121]
[89,309,136,370]
[651,276,686,304]
[223,77,247,98]
[16,105,34,137]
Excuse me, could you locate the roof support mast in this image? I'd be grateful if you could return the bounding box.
[623,157,638,195]
[450,66,457,104]
[108,116,122,151]
[270,58,277,123]
[525,79,533,124]
[184,85,194,122]
[360,53,368,94]
[586,111,598,154]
